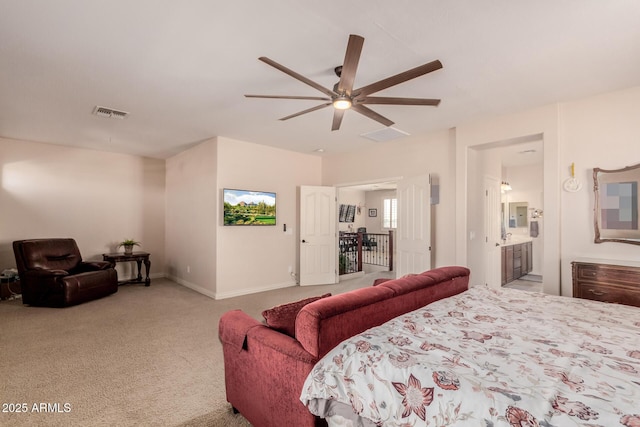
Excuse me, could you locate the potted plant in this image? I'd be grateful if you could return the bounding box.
[118,239,140,255]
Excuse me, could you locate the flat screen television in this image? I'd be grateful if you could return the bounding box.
[223,188,276,226]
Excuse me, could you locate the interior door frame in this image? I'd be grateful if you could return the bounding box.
[484,175,502,287]
[456,127,559,295]
[335,177,403,279]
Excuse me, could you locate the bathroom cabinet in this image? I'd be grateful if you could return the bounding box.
[572,259,640,307]
[501,241,532,285]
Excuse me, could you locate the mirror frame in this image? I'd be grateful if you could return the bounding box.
[593,163,640,245]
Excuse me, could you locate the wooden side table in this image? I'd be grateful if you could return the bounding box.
[1,275,21,300]
[102,252,151,286]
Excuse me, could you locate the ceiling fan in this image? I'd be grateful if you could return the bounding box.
[245,34,443,131]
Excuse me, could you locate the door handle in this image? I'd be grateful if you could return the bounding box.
[302,239,306,243]
[495,243,500,247]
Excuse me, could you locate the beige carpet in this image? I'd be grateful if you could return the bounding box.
[0,271,392,427]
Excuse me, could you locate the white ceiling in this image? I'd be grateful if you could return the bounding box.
[1,1,639,159]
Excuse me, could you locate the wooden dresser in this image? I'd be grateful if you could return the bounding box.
[572,258,640,308]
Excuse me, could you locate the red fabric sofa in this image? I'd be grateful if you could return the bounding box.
[218,266,470,427]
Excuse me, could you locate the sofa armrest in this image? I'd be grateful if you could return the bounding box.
[219,310,320,427]
[219,310,315,363]
[219,309,262,352]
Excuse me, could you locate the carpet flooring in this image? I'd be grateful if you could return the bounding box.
[0,271,392,427]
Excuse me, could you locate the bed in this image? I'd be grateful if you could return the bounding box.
[300,286,640,426]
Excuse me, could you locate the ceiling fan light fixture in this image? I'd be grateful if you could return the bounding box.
[333,96,352,110]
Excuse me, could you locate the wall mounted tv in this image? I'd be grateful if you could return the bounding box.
[223,188,276,226]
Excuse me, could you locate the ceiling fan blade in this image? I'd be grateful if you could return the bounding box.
[245,94,331,101]
[258,57,336,98]
[351,104,394,127]
[279,102,332,121]
[337,34,364,96]
[359,96,441,106]
[353,60,443,98]
[331,109,345,131]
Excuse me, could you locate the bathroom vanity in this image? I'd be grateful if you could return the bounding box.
[501,240,533,285]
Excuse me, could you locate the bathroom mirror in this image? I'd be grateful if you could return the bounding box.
[508,202,528,228]
[593,163,640,245]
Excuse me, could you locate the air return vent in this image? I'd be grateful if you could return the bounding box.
[360,127,409,142]
[92,106,129,119]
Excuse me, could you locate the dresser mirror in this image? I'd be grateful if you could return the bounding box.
[593,163,640,245]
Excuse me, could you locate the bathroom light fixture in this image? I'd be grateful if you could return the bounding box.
[333,95,352,110]
[501,181,512,193]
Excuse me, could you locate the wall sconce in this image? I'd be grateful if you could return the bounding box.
[531,208,543,218]
[563,162,582,192]
[501,181,512,193]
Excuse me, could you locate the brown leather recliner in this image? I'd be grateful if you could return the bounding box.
[13,238,118,307]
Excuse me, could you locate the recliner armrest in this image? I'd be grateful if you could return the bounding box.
[75,261,113,272]
[25,269,69,278]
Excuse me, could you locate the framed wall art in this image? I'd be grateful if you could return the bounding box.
[593,163,640,245]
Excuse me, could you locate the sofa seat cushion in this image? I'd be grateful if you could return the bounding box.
[262,293,331,337]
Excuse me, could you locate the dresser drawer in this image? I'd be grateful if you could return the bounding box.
[575,282,640,307]
[576,263,640,285]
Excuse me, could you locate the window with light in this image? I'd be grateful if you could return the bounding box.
[383,198,397,229]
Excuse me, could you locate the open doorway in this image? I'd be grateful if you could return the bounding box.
[470,136,544,291]
[336,174,435,281]
[337,182,396,280]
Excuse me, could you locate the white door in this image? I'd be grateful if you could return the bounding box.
[299,185,337,286]
[396,174,431,277]
[484,176,502,288]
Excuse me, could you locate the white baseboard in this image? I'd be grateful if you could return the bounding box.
[165,275,217,299]
[214,280,297,300]
[154,274,297,300]
[118,272,165,281]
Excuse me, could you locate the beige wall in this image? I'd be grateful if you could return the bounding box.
[164,137,322,299]
[364,190,396,234]
[165,138,217,297]
[322,128,457,268]
[215,137,322,298]
[0,137,165,279]
[559,86,640,295]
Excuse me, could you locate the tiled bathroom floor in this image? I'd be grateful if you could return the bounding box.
[503,274,543,293]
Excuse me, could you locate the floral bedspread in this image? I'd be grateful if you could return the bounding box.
[300,286,640,426]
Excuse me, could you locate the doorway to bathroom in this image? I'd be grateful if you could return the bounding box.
[474,136,545,290]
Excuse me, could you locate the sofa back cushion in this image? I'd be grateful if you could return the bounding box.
[296,286,395,359]
[262,293,331,337]
[296,266,470,359]
[15,238,82,272]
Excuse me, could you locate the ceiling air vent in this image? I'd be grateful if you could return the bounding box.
[92,106,129,119]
